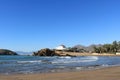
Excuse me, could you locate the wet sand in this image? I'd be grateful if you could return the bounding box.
[0,66,120,80]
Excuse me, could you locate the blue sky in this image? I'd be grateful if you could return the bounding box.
[0,0,120,51]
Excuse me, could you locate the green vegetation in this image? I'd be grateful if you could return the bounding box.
[93,41,120,54]
[66,41,120,54]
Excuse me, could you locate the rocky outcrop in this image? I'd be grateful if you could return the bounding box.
[0,49,18,55]
[33,48,60,56]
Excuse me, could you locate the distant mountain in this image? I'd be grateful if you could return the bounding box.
[73,44,103,52]
[15,51,33,55]
[74,45,86,49]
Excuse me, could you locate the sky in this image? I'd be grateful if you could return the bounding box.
[0,0,120,51]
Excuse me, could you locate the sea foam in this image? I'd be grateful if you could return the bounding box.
[17,60,42,64]
[52,56,98,64]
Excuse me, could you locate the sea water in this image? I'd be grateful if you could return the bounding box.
[0,55,120,74]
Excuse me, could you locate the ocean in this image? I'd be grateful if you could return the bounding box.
[0,55,120,75]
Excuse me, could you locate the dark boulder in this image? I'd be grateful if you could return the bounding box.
[33,48,60,56]
[0,49,18,55]
[65,54,76,57]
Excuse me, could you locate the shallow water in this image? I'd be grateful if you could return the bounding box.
[0,55,120,74]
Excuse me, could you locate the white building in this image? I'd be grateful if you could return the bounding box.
[116,53,120,55]
[55,45,66,50]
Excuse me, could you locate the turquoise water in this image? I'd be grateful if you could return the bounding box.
[0,55,120,74]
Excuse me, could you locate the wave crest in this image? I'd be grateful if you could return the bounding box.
[52,56,98,64]
[17,60,42,64]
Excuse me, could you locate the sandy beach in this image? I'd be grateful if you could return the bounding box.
[0,66,120,80]
[58,52,120,56]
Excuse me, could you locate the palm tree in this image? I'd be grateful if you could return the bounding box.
[112,41,118,52]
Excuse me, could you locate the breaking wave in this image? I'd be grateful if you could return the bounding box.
[52,56,98,64]
[17,60,42,64]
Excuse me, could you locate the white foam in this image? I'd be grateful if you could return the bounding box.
[101,64,109,67]
[84,56,98,60]
[76,67,82,70]
[17,60,42,63]
[52,56,99,64]
[59,56,71,59]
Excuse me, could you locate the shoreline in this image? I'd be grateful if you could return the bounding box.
[0,66,120,80]
[58,52,120,56]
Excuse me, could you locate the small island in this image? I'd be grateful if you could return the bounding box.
[0,49,18,55]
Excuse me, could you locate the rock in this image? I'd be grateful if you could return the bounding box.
[0,49,18,55]
[32,48,60,56]
[65,54,76,57]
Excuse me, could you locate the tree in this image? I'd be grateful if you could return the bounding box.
[103,44,111,53]
[93,46,100,53]
[93,41,120,53]
[118,41,120,50]
[112,41,119,52]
